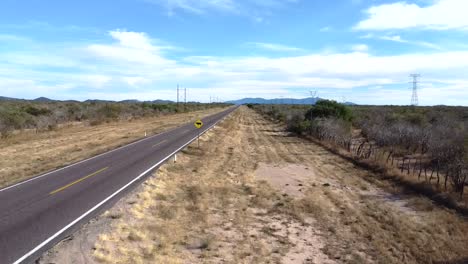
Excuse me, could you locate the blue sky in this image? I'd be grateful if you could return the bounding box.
[1,0,468,105]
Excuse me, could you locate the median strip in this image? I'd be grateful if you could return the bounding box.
[49,167,109,195]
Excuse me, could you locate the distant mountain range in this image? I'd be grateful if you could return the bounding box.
[0,96,180,104]
[33,97,55,102]
[0,96,22,101]
[0,96,356,105]
[226,97,356,105]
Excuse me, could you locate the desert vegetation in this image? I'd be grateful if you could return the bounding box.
[43,106,468,264]
[0,99,229,138]
[250,102,468,204]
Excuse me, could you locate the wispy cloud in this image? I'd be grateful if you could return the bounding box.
[2,29,468,104]
[379,35,442,50]
[143,0,300,20]
[0,21,99,33]
[144,0,236,16]
[351,44,368,52]
[246,42,304,52]
[0,34,31,42]
[360,33,441,50]
[355,0,468,31]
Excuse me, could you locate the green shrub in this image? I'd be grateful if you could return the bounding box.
[23,106,52,116]
[286,114,310,134]
[97,104,122,119]
[305,100,352,122]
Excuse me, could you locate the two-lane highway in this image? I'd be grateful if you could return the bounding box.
[0,106,238,264]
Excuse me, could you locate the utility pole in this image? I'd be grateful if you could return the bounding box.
[177,84,179,109]
[410,74,420,106]
[308,90,316,135]
[184,87,187,111]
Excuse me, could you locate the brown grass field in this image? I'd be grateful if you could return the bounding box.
[0,107,227,189]
[39,106,468,264]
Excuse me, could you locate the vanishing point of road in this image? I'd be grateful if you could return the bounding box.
[0,107,237,264]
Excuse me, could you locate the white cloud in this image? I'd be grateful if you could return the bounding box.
[380,35,403,42]
[351,44,369,52]
[355,0,468,31]
[108,30,155,50]
[247,42,304,52]
[361,33,441,50]
[379,35,441,49]
[82,75,112,88]
[87,29,175,66]
[3,54,77,68]
[0,77,75,98]
[2,29,468,104]
[121,76,151,87]
[208,51,468,77]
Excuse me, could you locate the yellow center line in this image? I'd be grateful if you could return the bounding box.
[152,139,168,148]
[49,167,109,195]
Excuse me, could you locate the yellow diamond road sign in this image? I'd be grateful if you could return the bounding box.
[194,119,203,129]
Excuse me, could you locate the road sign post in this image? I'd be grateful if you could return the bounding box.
[194,119,203,148]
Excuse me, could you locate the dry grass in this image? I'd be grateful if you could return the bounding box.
[311,138,468,213]
[92,107,332,264]
[0,107,227,188]
[44,106,468,264]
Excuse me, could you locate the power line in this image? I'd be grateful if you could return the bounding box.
[410,74,420,106]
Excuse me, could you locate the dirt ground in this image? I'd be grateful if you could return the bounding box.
[0,107,226,189]
[40,106,468,264]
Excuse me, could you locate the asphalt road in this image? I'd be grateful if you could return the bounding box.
[0,106,238,264]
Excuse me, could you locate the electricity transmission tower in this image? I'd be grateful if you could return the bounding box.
[310,90,318,105]
[410,74,420,106]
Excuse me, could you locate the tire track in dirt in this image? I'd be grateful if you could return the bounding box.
[247,108,468,264]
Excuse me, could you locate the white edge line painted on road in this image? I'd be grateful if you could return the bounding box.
[12,108,233,264]
[0,120,193,193]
